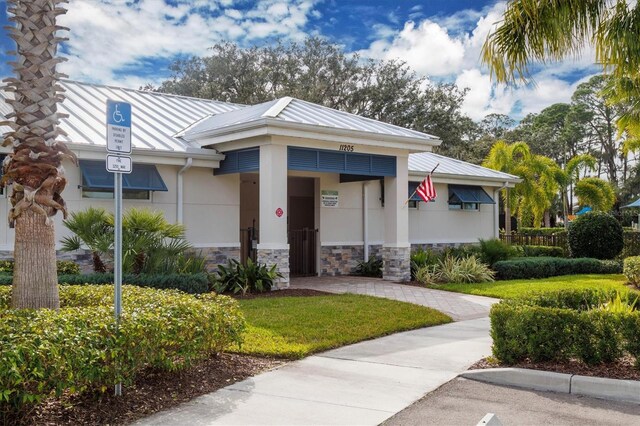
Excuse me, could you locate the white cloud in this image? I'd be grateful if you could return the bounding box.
[360,1,599,120]
[58,0,320,86]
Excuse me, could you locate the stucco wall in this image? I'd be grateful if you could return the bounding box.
[0,159,240,251]
[408,183,497,244]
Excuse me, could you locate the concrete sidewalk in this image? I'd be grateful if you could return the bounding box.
[135,317,492,425]
[291,276,498,321]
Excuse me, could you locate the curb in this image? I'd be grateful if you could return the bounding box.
[461,368,640,405]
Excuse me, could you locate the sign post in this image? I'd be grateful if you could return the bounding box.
[106,100,132,397]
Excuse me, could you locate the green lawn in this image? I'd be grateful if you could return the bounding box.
[435,274,635,299]
[229,294,451,359]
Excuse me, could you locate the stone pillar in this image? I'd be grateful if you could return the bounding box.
[382,154,411,282]
[257,144,290,288]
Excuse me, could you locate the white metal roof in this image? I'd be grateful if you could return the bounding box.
[0,80,242,153]
[409,152,521,183]
[180,96,439,143]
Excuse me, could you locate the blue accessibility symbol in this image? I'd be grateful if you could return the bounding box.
[107,100,131,127]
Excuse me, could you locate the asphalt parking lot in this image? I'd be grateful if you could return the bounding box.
[383,377,640,425]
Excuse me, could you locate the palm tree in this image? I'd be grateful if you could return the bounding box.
[574,177,617,212]
[61,207,113,273]
[2,0,74,309]
[559,154,597,228]
[482,0,640,139]
[484,141,563,229]
[483,140,530,232]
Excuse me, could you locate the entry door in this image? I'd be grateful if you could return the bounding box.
[289,196,317,276]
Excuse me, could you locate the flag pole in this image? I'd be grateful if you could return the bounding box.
[404,163,439,205]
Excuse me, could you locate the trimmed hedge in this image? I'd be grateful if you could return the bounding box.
[490,289,640,365]
[492,257,622,280]
[0,285,245,417]
[517,228,567,236]
[568,212,623,259]
[520,245,565,258]
[0,273,210,294]
[0,260,80,275]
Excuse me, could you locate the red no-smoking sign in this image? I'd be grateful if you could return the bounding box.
[275,208,284,217]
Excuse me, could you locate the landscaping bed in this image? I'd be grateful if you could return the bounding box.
[470,356,640,381]
[23,353,283,426]
[231,288,333,299]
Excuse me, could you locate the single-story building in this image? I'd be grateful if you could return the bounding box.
[0,80,520,286]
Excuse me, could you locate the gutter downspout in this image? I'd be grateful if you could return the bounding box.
[177,157,193,224]
[363,182,369,260]
[494,182,509,238]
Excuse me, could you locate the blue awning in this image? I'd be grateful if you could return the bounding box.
[80,160,168,191]
[448,185,494,204]
[622,198,640,208]
[576,206,592,215]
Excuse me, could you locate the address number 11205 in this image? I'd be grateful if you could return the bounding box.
[339,144,354,152]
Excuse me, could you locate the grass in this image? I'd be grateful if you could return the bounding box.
[435,274,635,299]
[229,294,452,359]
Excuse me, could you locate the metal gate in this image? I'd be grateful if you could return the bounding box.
[240,227,258,264]
[288,228,317,276]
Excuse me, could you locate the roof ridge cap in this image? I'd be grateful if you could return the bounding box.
[261,97,293,118]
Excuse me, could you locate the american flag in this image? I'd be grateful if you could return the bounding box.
[416,175,436,202]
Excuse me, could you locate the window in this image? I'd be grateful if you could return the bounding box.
[408,200,418,209]
[79,160,167,201]
[448,202,479,211]
[447,185,494,212]
[82,188,150,200]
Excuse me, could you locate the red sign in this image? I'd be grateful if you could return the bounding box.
[275,208,284,217]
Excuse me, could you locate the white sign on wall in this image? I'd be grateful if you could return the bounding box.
[321,190,339,208]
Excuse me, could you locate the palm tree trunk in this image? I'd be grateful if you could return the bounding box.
[11,210,59,309]
[504,188,511,234]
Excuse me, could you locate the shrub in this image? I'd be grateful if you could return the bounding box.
[441,245,482,260]
[623,256,640,288]
[213,259,281,294]
[520,245,564,258]
[568,212,623,259]
[61,207,197,275]
[355,256,383,278]
[410,248,439,280]
[493,257,622,280]
[415,265,439,285]
[0,285,245,418]
[490,289,639,366]
[0,273,212,294]
[479,238,517,265]
[437,255,495,284]
[0,260,81,276]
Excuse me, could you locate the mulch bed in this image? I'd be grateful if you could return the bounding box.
[470,356,640,381]
[230,288,334,299]
[23,353,285,426]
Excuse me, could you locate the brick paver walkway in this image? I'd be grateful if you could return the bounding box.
[290,276,497,321]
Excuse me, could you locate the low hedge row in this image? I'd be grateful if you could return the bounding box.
[0,273,210,294]
[0,260,80,275]
[490,289,640,365]
[514,228,567,236]
[492,257,622,280]
[0,285,245,417]
[519,245,565,258]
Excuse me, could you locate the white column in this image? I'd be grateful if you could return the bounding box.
[382,154,411,281]
[257,144,289,287]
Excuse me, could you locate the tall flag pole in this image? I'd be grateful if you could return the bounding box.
[405,163,439,205]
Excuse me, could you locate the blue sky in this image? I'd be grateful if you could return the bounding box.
[0,0,598,120]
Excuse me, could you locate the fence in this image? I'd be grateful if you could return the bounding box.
[502,231,640,258]
[500,233,568,248]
